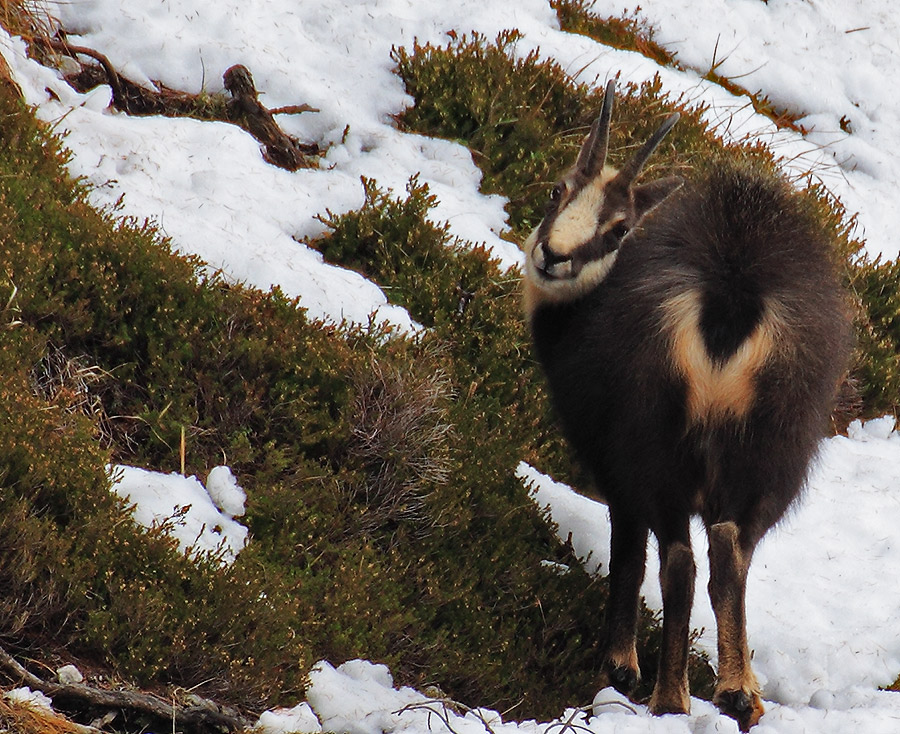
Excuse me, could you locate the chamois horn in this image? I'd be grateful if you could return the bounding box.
[575,79,617,176]
[614,111,681,187]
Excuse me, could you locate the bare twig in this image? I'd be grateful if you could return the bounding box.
[41,38,127,109]
[394,697,499,734]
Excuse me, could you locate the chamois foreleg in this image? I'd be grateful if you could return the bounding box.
[598,506,648,694]
[648,529,695,716]
[707,521,764,731]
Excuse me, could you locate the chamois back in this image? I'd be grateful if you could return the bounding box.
[530,159,850,522]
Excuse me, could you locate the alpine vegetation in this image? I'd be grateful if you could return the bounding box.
[523,80,852,730]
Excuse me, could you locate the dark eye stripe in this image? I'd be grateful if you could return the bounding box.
[610,222,629,239]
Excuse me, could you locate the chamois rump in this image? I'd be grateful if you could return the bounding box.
[523,80,851,730]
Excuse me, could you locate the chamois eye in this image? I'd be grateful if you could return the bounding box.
[610,221,630,240]
[550,183,566,203]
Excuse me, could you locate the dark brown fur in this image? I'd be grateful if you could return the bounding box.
[527,156,851,729]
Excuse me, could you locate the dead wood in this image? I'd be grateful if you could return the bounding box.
[34,37,320,170]
[42,36,216,116]
[0,644,251,733]
[223,64,319,171]
[43,38,132,112]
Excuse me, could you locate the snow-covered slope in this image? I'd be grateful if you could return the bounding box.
[3,0,900,730]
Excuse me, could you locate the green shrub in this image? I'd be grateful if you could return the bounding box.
[393,30,592,236]
[0,78,343,704]
[0,332,307,704]
[1,62,713,717]
[315,176,570,475]
[846,254,900,419]
[392,32,719,238]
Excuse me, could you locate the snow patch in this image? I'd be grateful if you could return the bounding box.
[110,465,249,564]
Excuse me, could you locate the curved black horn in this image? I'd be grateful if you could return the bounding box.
[615,112,680,186]
[576,79,616,176]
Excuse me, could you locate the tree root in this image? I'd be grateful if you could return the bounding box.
[35,36,321,171]
[0,644,250,733]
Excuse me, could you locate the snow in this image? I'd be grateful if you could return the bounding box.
[55,665,84,686]
[254,658,900,734]
[4,687,54,712]
[255,701,323,734]
[522,418,900,714]
[110,465,248,565]
[2,0,900,730]
[206,464,247,519]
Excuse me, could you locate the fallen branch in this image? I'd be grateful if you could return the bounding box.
[223,64,320,171]
[43,38,128,110]
[0,644,250,733]
[33,36,320,170]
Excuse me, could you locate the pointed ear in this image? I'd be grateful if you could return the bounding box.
[633,176,683,219]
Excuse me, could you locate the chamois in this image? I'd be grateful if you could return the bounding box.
[524,80,851,730]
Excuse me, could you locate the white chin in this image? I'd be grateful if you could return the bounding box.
[529,250,618,303]
[544,261,574,280]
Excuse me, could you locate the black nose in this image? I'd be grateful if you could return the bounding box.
[540,241,569,268]
[536,241,575,280]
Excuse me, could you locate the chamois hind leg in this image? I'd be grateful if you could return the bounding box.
[706,521,763,731]
[703,423,812,731]
[648,524,695,717]
[598,505,648,695]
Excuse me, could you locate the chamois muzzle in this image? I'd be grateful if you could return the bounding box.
[533,240,575,280]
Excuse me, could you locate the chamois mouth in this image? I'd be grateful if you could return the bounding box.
[533,241,575,280]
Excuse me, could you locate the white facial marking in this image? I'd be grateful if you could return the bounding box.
[523,248,619,319]
[547,167,618,257]
[522,167,624,318]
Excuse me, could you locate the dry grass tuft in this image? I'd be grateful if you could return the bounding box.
[0,696,89,734]
[0,0,56,46]
[345,350,455,535]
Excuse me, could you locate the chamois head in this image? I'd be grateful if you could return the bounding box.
[523,80,682,312]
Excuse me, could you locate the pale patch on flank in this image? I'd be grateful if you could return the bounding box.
[661,290,788,424]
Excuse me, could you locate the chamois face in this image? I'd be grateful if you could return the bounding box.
[523,80,682,314]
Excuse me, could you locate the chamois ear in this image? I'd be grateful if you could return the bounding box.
[633,176,683,221]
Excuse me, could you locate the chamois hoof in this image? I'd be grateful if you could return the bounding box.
[648,685,690,718]
[598,663,639,696]
[714,689,764,731]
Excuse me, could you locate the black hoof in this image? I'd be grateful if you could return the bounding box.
[717,689,752,712]
[602,664,639,695]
